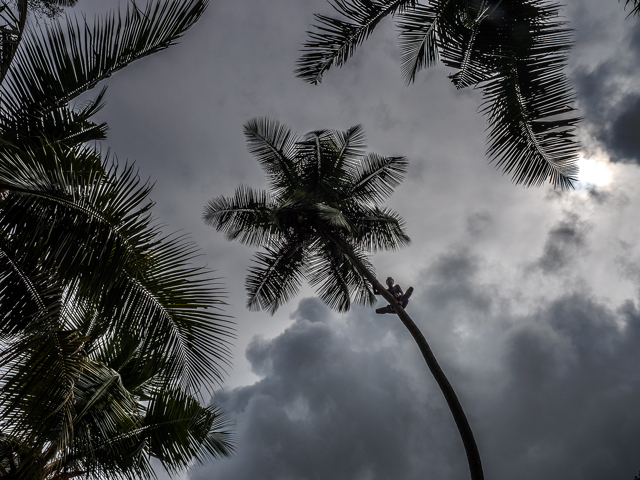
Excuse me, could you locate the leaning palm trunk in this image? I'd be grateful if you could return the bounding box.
[323,227,484,480]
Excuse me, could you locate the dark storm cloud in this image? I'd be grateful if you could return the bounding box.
[194,269,640,480]
[571,7,640,162]
[194,298,466,480]
[490,293,640,480]
[421,247,494,317]
[534,212,592,274]
[610,96,640,160]
[465,210,493,237]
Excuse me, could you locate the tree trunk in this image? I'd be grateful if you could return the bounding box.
[322,229,484,480]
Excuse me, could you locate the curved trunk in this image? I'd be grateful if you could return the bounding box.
[323,229,484,480]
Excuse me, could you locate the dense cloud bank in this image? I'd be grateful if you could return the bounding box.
[571,4,640,163]
[193,240,640,480]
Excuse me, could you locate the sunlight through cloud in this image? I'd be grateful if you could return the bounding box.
[576,155,613,188]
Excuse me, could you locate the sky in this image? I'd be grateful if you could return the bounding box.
[62,0,640,478]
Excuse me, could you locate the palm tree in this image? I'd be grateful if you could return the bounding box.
[0,0,235,477]
[295,0,580,189]
[0,148,234,479]
[204,117,484,480]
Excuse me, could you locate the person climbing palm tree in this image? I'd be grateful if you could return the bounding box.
[204,117,484,480]
[374,276,414,314]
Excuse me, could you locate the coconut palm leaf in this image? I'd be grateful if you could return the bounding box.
[1,0,234,476]
[296,0,580,188]
[1,145,233,477]
[0,86,109,149]
[348,205,411,251]
[243,117,300,193]
[624,0,640,16]
[143,389,233,475]
[0,0,207,151]
[442,0,580,187]
[2,0,207,113]
[397,0,448,84]
[245,237,309,314]
[331,123,367,168]
[295,0,417,84]
[203,185,278,246]
[308,238,376,311]
[346,153,408,203]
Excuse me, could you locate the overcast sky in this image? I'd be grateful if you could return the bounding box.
[65,0,640,478]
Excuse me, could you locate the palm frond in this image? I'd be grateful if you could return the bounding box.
[347,153,408,203]
[0,146,156,299]
[397,1,446,84]
[624,0,640,16]
[0,86,109,149]
[472,1,580,187]
[243,118,300,193]
[439,0,495,89]
[0,327,89,468]
[245,238,308,315]
[0,234,48,336]
[348,205,411,252]
[296,0,417,84]
[308,239,376,311]
[144,390,233,474]
[203,185,279,247]
[1,0,207,127]
[298,0,580,189]
[332,124,367,165]
[316,203,356,232]
[297,128,343,196]
[96,234,233,395]
[0,146,233,394]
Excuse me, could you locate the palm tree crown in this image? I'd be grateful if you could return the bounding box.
[295,0,581,189]
[204,118,410,314]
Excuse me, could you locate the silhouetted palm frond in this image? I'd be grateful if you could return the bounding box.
[296,0,418,84]
[1,0,207,149]
[624,0,640,16]
[297,0,580,188]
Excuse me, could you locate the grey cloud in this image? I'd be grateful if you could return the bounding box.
[489,293,640,480]
[610,96,640,160]
[194,298,465,480]
[193,281,640,480]
[421,248,494,317]
[465,210,493,237]
[534,213,592,275]
[570,6,640,162]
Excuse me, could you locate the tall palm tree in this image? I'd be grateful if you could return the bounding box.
[295,0,580,189]
[204,118,484,480]
[0,0,235,478]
